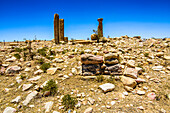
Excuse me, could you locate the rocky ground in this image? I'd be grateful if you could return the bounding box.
[0,37,170,113]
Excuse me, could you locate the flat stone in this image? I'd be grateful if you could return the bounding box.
[152,66,163,71]
[127,60,135,67]
[84,107,93,113]
[34,69,43,75]
[6,66,21,74]
[22,91,38,106]
[120,76,137,88]
[52,58,64,63]
[124,86,133,92]
[28,76,41,81]
[104,53,118,60]
[99,83,115,93]
[25,67,31,72]
[88,97,95,105]
[44,101,53,113]
[164,55,170,60]
[156,52,164,57]
[147,92,156,100]
[11,96,21,103]
[81,54,103,64]
[22,84,33,91]
[3,107,16,113]
[47,68,58,75]
[124,67,138,79]
[136,90,145,95]
[5,57,16,62]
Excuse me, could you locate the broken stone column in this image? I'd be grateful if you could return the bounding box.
[54,14,59,44]
[97,18,103,38]
[59,19,64,41]
[64,37,68,42]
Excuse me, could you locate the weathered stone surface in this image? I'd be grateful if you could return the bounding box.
[54,14,59,44]
[11,96,21,103]
[59,19,64,41]
[6,66,21,74]
[47,68,58,75]
[124,67,138,79]
[52,58,64,63]
[28,76,41,81]
[124,86,133,92]
[22,91,38,106]
[44,101,53,113]
[152,66,163,71]
[120,76,137,88]
[104,53,118,60]
[91,34,98,40]
[34,69,43,75]
[3,107,16,113]
[5,57,16,62]
[97,18,103,38]
[164,55,170,60]
[81,54,103,64]
[99,83,115,93]
[84,107,93,113]
[22,84,33,91]
[127,60,135,67]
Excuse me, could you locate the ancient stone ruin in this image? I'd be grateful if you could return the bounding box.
[97,18,103,38]
[81,53,122,76]
[54,14,66,44]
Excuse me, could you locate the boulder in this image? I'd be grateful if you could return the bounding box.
[91,34,98,40]
[104,53,118,60]
[120,76,137,88]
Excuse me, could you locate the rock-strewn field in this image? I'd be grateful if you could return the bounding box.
[0,37,170,113]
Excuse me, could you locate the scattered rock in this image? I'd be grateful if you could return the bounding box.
[22,91,38,106]
[99,83,115,93]
[22,84,33,91]
[124,67,138,79]
[47,68,58,75]
[11,96,21,103]
[120,76,137,88]
[84,107,93,113]
[44,101,53,113]
[3,107,16,113]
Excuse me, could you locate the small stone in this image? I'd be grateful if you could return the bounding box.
[22,84,33,91]
[124,86,133,92]
[123,92,128,96]
[47,68,58,75]
[124,67,138,79]
[136,90,145,95]
[137,106,144,110]
[34,69,43,75]
[147,92,156,100]
[120,76,137,88]
[44,91,51,97]
[3,107,16,113]
[111,101,115,105]
[152,66,163,71]
[28,76,41,81]
[88,97,95,105]
[6,66,21,74]
[44,101,53,113]
[11,96,21,103]
[22,91,38,106]
[84,107,93,113]
[99,83,115,93]
[63,75,69,79]
[5,57,17,62]
[127,60,135,67]
[156,52,164,57]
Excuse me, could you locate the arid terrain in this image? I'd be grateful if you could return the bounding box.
[0,36,170,113]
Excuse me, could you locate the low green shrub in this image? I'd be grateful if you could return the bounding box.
[62,94,77,111]
[40,63,50,72]
[14,53,21,59]
[96,75,104,82]
[42,79,58,96]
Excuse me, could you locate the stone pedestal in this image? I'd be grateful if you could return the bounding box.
[54,14,59,44]
[59,19,64,41]
[64,37,68,42]
[97,18,103,38]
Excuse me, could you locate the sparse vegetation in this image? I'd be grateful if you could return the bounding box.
[62,94,77,111]
[42,79,58,96]
[37,47,48,56]
[96,75,104,82]
[14,53,21,59]
[80,50,85,55]
[40,63,50,72]
[15,48,22,53]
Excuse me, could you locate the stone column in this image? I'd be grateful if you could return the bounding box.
[54,14,59,44]
[59,19,64,41]
[97,18,103,38]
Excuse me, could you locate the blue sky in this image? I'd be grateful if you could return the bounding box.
[0,0,170,41]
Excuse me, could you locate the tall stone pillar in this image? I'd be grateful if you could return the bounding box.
[54,14,59,44]
[59,19,64,41]
[97,18,103,38]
